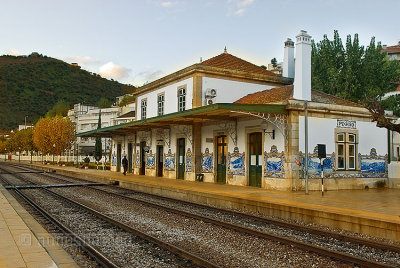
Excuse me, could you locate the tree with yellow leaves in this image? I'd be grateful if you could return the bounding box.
[33,116,75,159]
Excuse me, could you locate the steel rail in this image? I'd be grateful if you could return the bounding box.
[4,164,399,268]
[87,185,396,268]
[0,167,219,268]
[35,166,400,255]
[0,174,119,268]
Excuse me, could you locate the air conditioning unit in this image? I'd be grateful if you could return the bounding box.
[207,99,214,105]
[205,88,217,98]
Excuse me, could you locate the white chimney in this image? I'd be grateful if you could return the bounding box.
[293,30,312,101]
[282,38,294,78]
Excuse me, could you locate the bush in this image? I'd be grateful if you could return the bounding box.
[83,157,90,164]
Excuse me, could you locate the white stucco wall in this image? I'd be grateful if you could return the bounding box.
[202,77,274,104]
[136,78,193,120]
[201,119,285,156]
[299,116,387,155]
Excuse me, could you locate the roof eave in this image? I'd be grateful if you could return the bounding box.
[76,103,287,138]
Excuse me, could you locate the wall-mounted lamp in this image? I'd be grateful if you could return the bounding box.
[264,129,275,139]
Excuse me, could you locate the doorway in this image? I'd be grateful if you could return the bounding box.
[117,144,121,172]
[128,143,133,173]
[249,132,262,187]
[157,145,164,177]
[177,138,185,180]
[139,141,146,175]
[216,135,227,183]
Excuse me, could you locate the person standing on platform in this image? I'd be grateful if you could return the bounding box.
[122,155,128,175]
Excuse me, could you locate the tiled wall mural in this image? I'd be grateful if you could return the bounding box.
[299,147,387,178]
[186,148,192,172]
[227,147,245,176]
[264,145,285,178]
[164,149,175,171]
[135,150,140,168]
[146,150,155,169]
[201,148,213,173]
[359,148,388,178]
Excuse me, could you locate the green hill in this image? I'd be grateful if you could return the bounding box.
[0,53,135,130]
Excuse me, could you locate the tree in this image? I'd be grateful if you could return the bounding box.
[33,116,75,156]
[118,95,135,107]
[97,98,112,108]
[46,100,70,117]
[0,140,7,160]
[271,58,278,68]
[18,128,36,163]
[312,31,400,133]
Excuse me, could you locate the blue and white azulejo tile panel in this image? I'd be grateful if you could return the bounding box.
[146,150,155,169]
[201,148,213,173]
[264,145,285,178]
[164,149,175,171]
[186,148,192,172]
[228,147,245,176]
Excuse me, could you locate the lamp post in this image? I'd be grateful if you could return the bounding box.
[24,116,28,129]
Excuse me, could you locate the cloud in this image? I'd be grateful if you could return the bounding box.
[132,69,164,86]
[227,0,255,16]
[237,0,254,7]
[234,8,245,15]
[161,1,173,7]
[5,49,20,56]
[99,62,131,81]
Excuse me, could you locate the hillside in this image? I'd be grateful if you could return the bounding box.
[0,53,135,130]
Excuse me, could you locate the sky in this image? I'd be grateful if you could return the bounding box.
[1,0,399,87]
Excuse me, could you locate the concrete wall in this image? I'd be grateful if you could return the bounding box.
[136,78,193,120]
[202,77,273,105]
[298,116,388,155]
[388,162,400,188]
[297,115,388,190]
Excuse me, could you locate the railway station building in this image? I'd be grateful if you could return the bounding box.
[78,30,394,191]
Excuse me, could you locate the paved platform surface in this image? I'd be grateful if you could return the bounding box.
[8,162,400,241]
[0,184,78,268]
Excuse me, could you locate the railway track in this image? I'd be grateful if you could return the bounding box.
[0,166,216,268]
[2,163,400,267]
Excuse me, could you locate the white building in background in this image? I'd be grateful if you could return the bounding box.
[68,103,120,156]
[78,30,398,190]
[18,124,33,131]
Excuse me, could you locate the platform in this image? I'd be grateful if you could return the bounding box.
[14,162,400,242]
[0,184,78,268]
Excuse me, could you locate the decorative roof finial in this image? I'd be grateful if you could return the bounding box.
[224,46,227,53]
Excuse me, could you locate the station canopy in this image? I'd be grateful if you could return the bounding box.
[76,103,287,138]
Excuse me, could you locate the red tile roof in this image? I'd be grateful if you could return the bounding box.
[382,42,400,53]
[235,85,361,107]
[200,52,278,76]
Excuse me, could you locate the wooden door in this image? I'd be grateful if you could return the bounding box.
[216,135,227,184]
[157,145,163,177]
[177,138,185,180]
[128,143,133,173]
[140,141,146,175]
[249,132,262,187]
[117,144,121,172]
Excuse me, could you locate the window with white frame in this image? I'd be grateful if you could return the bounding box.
[336,131,358,170]
[157,94,164,116]
[141,99,147,120]
[178,87,186,112]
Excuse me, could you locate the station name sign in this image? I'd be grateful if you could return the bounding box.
[337,119,356,129]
